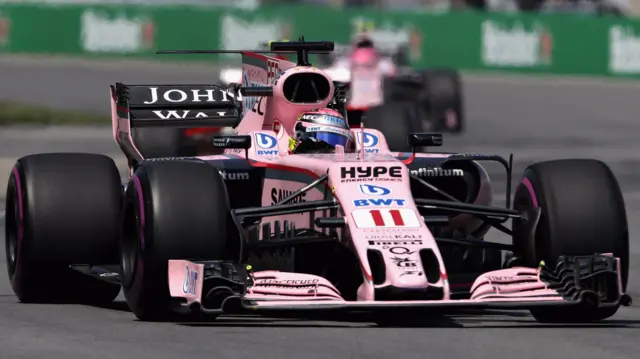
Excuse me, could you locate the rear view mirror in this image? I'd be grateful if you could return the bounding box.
[407,132,443,147]
[212,135,252,149]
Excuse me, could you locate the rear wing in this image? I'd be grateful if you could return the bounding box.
[111,82,249,162]
[113,83,241,128]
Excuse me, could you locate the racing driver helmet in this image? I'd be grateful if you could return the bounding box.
[290,108,353,154]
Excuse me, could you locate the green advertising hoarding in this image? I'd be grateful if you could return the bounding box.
[1,4,640,78]
[0,4,295,60]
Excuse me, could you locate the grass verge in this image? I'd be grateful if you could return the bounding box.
[0,101,109,125]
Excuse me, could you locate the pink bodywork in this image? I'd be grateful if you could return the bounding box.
[112,52,620,312]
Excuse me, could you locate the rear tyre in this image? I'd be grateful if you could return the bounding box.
[363,101,423,152]
[5,153,122,304]
[120,160,241,321]
[420,69,464,133]
[512,159,629,322]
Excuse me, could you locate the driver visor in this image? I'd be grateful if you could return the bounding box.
[308,131,350,147]
[297,123,352,148]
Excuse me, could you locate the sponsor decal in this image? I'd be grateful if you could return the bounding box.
[267,59,280,85]
[271,188,307,205]
[340,166,402,183]
[364,227,420,233]
[351,208,421,229]
[220,170,250,180]
[367,234,421,240]
[410,167,464,177]
[368,240,422,246]
[150,110,229,119]
[255,133,279,156]
[300,114,346,127]
[144,87,233,105]
[391,256,419,268]
[359,184,391,196]
[356,132,380,153]
[182,266,198,295]
[353,198,406,207]
[256,279,319,285]
[388,247,416,255]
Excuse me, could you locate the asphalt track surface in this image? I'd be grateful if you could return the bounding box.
[1,56,640,359]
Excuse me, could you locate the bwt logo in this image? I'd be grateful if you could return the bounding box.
[359,184,391,196]
[255,133,278,156]
[354,198,407,207]
[357,132,380,153]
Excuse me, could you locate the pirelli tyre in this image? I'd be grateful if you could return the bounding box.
[419,69,464,133]
[362,101,424,153]
[120,160,241,321]
[5,153,122,304]
[512,159,629,322]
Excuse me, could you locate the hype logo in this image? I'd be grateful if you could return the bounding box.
[359,184,391,196]
[255,133,278,156]
[357,132,380,153]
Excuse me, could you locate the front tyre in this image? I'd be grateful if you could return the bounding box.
[5,153,122,304]
[120,160,241,321]
[512,159,629,322]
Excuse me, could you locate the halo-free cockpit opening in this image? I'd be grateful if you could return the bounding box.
[283,73,331,103]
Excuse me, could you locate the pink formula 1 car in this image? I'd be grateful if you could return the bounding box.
[4,39,630,325]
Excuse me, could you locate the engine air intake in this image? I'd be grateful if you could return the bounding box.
[283,73,331,103]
